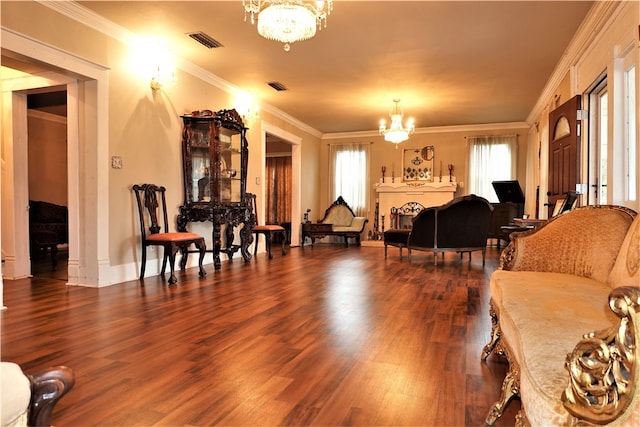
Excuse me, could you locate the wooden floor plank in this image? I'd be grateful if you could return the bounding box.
[2,245,520,426]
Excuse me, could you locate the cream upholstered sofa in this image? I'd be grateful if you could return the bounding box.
[1,362,74,427]
[482,205,640,426]
[302,196,368,246]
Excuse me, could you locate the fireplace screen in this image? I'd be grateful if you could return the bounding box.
[402,146,434,182]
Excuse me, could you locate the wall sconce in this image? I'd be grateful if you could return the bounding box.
[240,105,260,123]
[235,91,260,123]
[132,37,177,92]
[150,64,176,91]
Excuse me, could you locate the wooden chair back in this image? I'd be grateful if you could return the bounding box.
[247,192,260,225]
[133,183,170,240]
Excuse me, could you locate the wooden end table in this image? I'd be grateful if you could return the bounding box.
[301,222,333,246]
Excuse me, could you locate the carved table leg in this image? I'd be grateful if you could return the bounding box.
[240,222,253,262]
[212,222,222,270]
[225,221,235,260]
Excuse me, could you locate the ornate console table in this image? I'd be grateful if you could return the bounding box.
[177,204,253,270]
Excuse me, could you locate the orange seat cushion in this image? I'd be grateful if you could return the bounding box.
[253,225,285,232]
[147,232,203,242]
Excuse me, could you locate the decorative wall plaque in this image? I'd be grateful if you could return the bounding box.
[402,146,434,182]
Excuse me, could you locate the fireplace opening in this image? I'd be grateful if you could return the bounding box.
[390,202,425,229]
[397,214,414,229]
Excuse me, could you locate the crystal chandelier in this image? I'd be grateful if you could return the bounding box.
[243,0,333,51]
[379,99,415,146]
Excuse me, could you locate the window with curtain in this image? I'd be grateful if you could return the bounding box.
[328,143,370,216]
[468,135,518,202]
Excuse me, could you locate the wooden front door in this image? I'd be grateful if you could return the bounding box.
[547,95,581,217]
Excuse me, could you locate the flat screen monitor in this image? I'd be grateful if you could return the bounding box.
[491,180,525,204]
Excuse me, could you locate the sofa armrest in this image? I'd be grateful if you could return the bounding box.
[349,217,367,232]
[562,286,640,425]
[28,365,75,427]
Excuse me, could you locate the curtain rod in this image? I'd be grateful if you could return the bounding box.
[327,141,374,146]
[464,134,519,139]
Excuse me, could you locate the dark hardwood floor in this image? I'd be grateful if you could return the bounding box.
[2,244,520,426]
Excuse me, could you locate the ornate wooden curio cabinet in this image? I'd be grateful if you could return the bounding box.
[177,109,254,269]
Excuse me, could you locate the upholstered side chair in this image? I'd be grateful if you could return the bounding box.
[132,184,206,284]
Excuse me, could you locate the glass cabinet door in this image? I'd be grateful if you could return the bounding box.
[181,109,247,208]
[215,108,248,206]
[219,127,242,203]
[191,122,212,202]
[182,115,214,206]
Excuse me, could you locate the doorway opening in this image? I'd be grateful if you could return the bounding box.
[265,133,293,244]
[2,30,109,287]
[261,122,302,247]
[27,89,69,280]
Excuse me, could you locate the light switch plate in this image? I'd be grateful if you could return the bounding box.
[111,156,123,169]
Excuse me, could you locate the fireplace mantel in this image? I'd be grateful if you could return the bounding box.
[374,180,457,232]
[375,181,457,194]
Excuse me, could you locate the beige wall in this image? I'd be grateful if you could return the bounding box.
[27,112,67,206]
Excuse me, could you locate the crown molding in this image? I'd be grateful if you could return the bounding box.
[37,0,323,139]
[526,0,622,124]
[322,121,528,140]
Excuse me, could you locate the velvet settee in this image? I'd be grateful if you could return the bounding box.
[482,205,640,426]
[384,194,494,265]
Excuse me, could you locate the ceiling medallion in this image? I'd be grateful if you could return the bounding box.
[243,0,333,51]
[379,99,415,147]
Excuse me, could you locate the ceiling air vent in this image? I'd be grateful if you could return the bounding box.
[188,32,223,49]
[267,81,287,91]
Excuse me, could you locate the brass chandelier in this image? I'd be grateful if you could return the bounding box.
[243,0,333,51]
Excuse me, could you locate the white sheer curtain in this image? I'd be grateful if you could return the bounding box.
[328,143,370,216]
[468,135,518,202]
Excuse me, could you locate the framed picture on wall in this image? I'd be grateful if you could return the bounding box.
[402,146,435,182]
